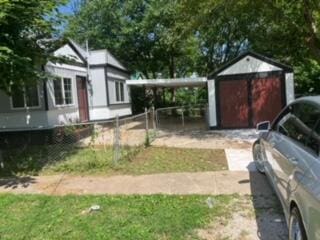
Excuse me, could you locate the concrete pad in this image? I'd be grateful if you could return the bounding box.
[225,148,257,171]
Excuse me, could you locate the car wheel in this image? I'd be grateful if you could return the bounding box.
[289,207,307,240]
[252,141,265,173]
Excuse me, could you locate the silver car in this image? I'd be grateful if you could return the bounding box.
[253,96,320,240]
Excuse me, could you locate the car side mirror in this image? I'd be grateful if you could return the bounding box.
[256,121,270,133]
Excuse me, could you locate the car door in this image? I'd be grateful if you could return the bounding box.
[265,102,319,208]
[262,107,291,205]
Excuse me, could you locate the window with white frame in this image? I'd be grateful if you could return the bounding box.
[53,77,73,106]
[115,81,125,102]
[11,85,40,109]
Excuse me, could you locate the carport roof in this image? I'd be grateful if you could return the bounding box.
[126,77,207,87]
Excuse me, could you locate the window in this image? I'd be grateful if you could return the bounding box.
[53,78,73,106]
[115,81,125,102]
[11,85,39,109]
[276,102,320,155]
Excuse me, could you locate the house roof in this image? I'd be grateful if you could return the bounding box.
[208,51,293,79]
[66,39,128,71]
[68,39,88,63]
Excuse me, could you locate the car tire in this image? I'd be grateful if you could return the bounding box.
[252,140,265,174]
[289,207,307,240]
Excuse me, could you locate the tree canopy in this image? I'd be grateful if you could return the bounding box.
[0,0,319,96]
[66,0,320,95]
[0,0,66,94]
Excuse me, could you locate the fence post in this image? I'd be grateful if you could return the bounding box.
[0,150,3,169]
[181,108,185,128]
[113,114,120,164]
[145,108,150,146]
[152,106,156,131]
[145,107,149,134]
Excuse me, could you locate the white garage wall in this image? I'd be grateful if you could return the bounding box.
[285,72,295,104]
[207,80,217,127]
[218,56,282,75]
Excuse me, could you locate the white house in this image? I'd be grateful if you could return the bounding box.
[0,39,132,131]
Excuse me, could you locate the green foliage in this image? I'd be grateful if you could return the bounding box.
[66,0,200,79]
[66,0,320,96]
[0,0,67,94]
[0,194,235,240]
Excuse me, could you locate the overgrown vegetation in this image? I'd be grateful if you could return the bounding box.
[0,146,227,176]
[0,194,236,240]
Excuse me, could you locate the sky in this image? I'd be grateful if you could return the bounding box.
[58,0,75,16]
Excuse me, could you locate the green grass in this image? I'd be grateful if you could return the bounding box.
[119,146,227,175]
[1,146,227,176]
[0,194,235,240]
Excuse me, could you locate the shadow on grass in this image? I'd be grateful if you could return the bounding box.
[0,176,37,189]
[0,144,82,177]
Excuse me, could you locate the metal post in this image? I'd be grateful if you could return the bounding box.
[152,106,156,131]
[0,150,3,169]
[181,108,185,128]
[145,107,149,134]
[113,115,120,164]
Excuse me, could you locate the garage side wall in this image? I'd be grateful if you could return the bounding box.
[285,72,295,104]
[207,80,217,127]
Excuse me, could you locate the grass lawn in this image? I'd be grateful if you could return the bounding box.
[0,194,235,240]
[1,146,227,176]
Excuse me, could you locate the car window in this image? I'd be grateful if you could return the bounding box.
[278,113,311,146]
[306,119,320,156]
[276,102,320,155]
[293,103,320,130]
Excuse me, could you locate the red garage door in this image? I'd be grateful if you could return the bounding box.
[218,75,284,128]
[251,76,283,126]
[219,80,250,128]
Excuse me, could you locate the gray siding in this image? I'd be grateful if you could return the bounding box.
[106,66,130,105]
[0,82,45,113]
[90,67,108,107]
[45,64,87,111]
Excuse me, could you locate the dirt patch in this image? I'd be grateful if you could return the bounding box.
[79,121,148,147]
[152,130,256,149]
[196,195,288,240]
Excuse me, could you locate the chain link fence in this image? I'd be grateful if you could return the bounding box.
[0,105,208,177]
[155,104,209,132]
[0,109,156,177]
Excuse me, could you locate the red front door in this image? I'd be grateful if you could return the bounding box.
[76,76,89,122]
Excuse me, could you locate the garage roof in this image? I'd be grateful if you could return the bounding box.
[126,77,207,87]
[208,51,293,79]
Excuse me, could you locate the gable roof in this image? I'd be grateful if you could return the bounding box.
[54,39,128,71]
[68,39,88,63]
[208,51,293,79]
[69,39,128,71]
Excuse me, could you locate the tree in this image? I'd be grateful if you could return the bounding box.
[66,0,200,79]
[0,0,66,94]
[67,0,320,96]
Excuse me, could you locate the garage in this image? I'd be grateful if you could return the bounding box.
[207,51,295,129]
